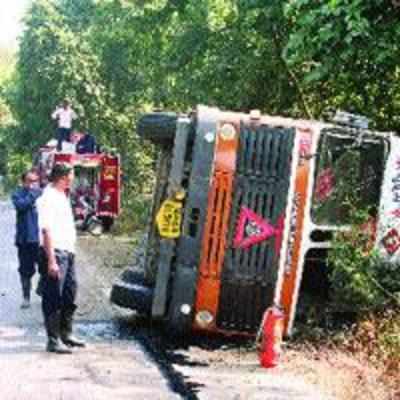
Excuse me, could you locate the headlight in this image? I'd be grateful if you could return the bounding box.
[180,304,191,315]
[219,123,236,141]
[195,310,214,328]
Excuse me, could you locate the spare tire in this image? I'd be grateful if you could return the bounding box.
[110,269,153,315]
[137,112,178,146]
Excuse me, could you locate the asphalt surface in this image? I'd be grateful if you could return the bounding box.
[0,200,333,400]
[0,200,177,400]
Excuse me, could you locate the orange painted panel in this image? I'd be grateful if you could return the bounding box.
[279,128,313,334]
[193,121,240,330]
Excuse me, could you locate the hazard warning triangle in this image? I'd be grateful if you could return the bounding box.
[233,207,284,250]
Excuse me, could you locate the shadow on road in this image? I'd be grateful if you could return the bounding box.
[112,316,205,400]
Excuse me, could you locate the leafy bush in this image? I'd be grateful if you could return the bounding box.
[328,208,400,313]
[113,190,153,235]
[4,152,32,190]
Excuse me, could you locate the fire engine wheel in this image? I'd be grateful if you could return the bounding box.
[100,216,114,232]
[87,219,104,236]
[110,269,153,316]
[137,112,178,146]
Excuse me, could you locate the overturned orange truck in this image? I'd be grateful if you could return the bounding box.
[111,106,397,336]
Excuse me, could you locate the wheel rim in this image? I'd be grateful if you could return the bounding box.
[88,220,103,236]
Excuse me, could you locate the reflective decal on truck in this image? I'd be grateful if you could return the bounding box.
[377,136,400,259]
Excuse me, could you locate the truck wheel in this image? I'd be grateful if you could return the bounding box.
[110,269,153,316]
[137,112,178,146]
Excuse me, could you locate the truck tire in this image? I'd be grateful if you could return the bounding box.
[110,269,153,315]
[137,112,178,146]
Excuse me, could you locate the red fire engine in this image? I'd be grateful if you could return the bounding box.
[36,144,121,235]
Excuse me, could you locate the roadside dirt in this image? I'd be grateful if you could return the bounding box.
[1,194,394,400]
[75,233,138,321]
[89,232,395,400]
[134,323,393,400]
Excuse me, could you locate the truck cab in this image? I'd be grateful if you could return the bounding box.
[111,106,392,336]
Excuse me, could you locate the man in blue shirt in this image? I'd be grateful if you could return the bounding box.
[11,170,42,308]
[76,130,97,154]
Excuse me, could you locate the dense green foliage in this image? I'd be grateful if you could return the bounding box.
[1,0,400,222]
[285,0,400,129]
[319,206,400,385]
[0,47,17,181]
[328,208,400,312]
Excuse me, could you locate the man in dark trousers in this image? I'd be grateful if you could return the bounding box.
[51,99,77,151]
[37,163,85,354]
[12,170,42,309]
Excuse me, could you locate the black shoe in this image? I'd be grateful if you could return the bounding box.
[20,298,31,309]
[46,338,73,354]
[61,335,86,348]
[45,312,72,354]
[60,308,85,348]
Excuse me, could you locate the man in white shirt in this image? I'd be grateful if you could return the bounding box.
[37,163,85,354]
[51,99,77,151]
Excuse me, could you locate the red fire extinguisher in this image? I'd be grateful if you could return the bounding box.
[256,304,285,368]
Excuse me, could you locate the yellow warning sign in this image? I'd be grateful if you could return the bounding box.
[156,199,183,239]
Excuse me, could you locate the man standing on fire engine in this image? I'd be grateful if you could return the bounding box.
[51,99,77,151]
[11,170,42,309]
[37,163,85,354]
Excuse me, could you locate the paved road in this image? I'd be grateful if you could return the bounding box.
[0,201,177,400]
[0,200,333,400]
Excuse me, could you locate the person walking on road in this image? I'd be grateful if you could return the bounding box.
[51,99,77,151]
[11,170,42,309]
[37,163,85,354]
